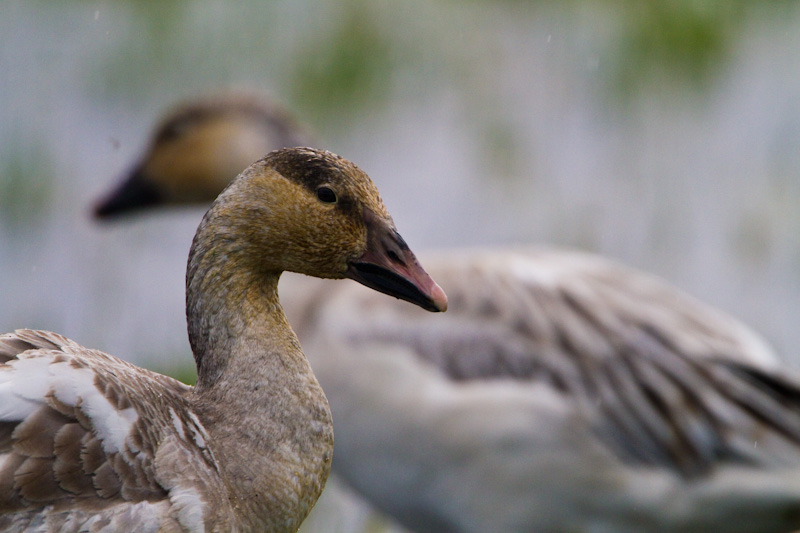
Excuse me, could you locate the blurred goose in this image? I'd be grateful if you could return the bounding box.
[94,92,311,218]
[1,148,446,532]
[91,95,800,532]
[283,248,800,533]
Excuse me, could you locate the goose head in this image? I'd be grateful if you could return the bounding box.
[94,93,310,218]
[186,147,447,358]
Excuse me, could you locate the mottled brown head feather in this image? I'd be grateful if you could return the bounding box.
[266,147,386,218]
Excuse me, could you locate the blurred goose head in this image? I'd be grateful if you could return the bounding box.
[94,92,311,218]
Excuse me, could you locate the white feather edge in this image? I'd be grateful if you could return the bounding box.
[0,346,138,455]
[0,333,213,530]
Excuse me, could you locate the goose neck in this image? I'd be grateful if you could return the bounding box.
[185,228,333,530]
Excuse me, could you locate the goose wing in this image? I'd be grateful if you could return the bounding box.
[328,247,775,375]
[0,329,227,531]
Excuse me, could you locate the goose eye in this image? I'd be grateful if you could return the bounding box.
[316,186,337,204]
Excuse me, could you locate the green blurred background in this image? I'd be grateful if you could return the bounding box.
[2,1,800,529]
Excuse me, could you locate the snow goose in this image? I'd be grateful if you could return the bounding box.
[282,247,800,533]
[94,92,311,218]
[0,147,446,532]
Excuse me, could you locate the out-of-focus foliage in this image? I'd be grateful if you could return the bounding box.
[612,1,745,97]
[90,3,195,104]
[290,3,393,122]
[0,141,54,230]
[161,362,198,386]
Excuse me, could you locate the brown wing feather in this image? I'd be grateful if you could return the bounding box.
[0,329,220,529]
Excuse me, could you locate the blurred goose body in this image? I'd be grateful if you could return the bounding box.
[1,148,445,532]
[283,247,800,533]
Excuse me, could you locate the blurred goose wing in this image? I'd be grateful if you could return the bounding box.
[306,247,777,378]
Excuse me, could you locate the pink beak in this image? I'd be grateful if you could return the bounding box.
[345,209,447,313]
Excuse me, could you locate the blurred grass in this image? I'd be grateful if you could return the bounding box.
[289,2,393,123]
[156,361,198,386]
[612,1,742,97]
[0,140,55,230]
[82,0,789,148]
